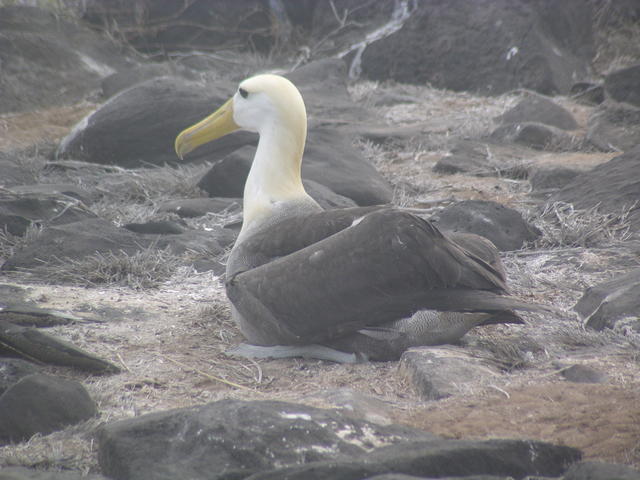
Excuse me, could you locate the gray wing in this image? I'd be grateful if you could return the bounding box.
[226,209,545,344]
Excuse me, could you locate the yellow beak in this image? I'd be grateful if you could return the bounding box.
[174,98,239,159]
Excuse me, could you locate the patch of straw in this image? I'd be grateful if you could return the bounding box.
[0,224,42,263]
[532,201,634,248]
[475,336,541,372]
[28,245,184,289]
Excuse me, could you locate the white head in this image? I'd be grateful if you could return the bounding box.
[175,74,314,233]
[175,74,306,159]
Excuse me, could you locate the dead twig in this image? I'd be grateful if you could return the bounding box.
[159,354,261,393]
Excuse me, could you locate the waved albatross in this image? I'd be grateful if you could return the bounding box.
[175,74,550,362]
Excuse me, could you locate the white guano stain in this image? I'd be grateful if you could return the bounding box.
[77,53,116,77]
[279,412,312,421]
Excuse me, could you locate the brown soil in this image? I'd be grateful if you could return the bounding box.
[404,382,640,466]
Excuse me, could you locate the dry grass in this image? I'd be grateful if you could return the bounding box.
[27,245,185,289]
[67,163,209,225]
[593,0,640,74]
[474,336,542,372]
[532,201,634,248]
[0,224,42,264]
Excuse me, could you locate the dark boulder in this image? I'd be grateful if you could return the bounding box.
[496,93,578,130]
[306,388,395,426]
[571,82,605,105]
[302,127,392,205]
[56,76,255,168]
[1,218,144,271]
[559,364,607,384]
[97,399,435,480]
[490,122,579,151]
[0,322,120,374]
[573,268,640,331]
[303,179,358,210]
[604,64,640,107]
[433,141,493,176]
[399,347,499,400]
[0,215,234,271]
[431,200,541,251]
[586,103,640,152]
[550,146,640,232]
[433,141,527,178]
[197,146,254,198]
[0,193,97,237]
[8,184,94,205]
[101,63,176,98]
[245,438,581,480]
[0,374,97,444]
[0,5,132,114]
[0,358,39,396]
[359,0,593,95]
[529,166,581,192]
[285,58,369,124]
[82,0,275,55]
[0,304,87,328]
[153,228,235,255]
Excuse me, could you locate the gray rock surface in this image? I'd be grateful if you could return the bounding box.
[573,268,640,331]
[97,399,435,480]
[0,5,132,114]
[82,0,275,56]
[529,166,581,192]
[550,146,640,233]
[604,64,640,107]
[359,0,592,95]
[433,141,494,176]
[570,82,605,105]
[399,347,499,400]
[0,321,119,373]
[101,63,176,98]
[0,193,97,236]
[0,374,97,444]
[586,103,640,152]
[1,218,145,271]
[56,76,254,167]
[490,122,579,151]
[0,358,39,395]
[244,437,581,480]
[0,217,234,272]
[560,364,608,384]
[496,93,578,130]
[431,200,541,251]
[303,179,358,210]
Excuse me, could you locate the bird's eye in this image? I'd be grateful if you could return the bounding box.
[239,88,248,99]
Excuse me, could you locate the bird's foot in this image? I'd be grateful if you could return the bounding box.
[226,343,360,363]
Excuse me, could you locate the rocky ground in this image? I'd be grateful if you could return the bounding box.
[1,2,640,480]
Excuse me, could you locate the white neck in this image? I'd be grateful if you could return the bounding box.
[239,120,312,237]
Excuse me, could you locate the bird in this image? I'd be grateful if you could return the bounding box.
[174,74,551,362]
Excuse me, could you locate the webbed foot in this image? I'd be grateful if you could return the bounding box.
[226,343,360,363]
